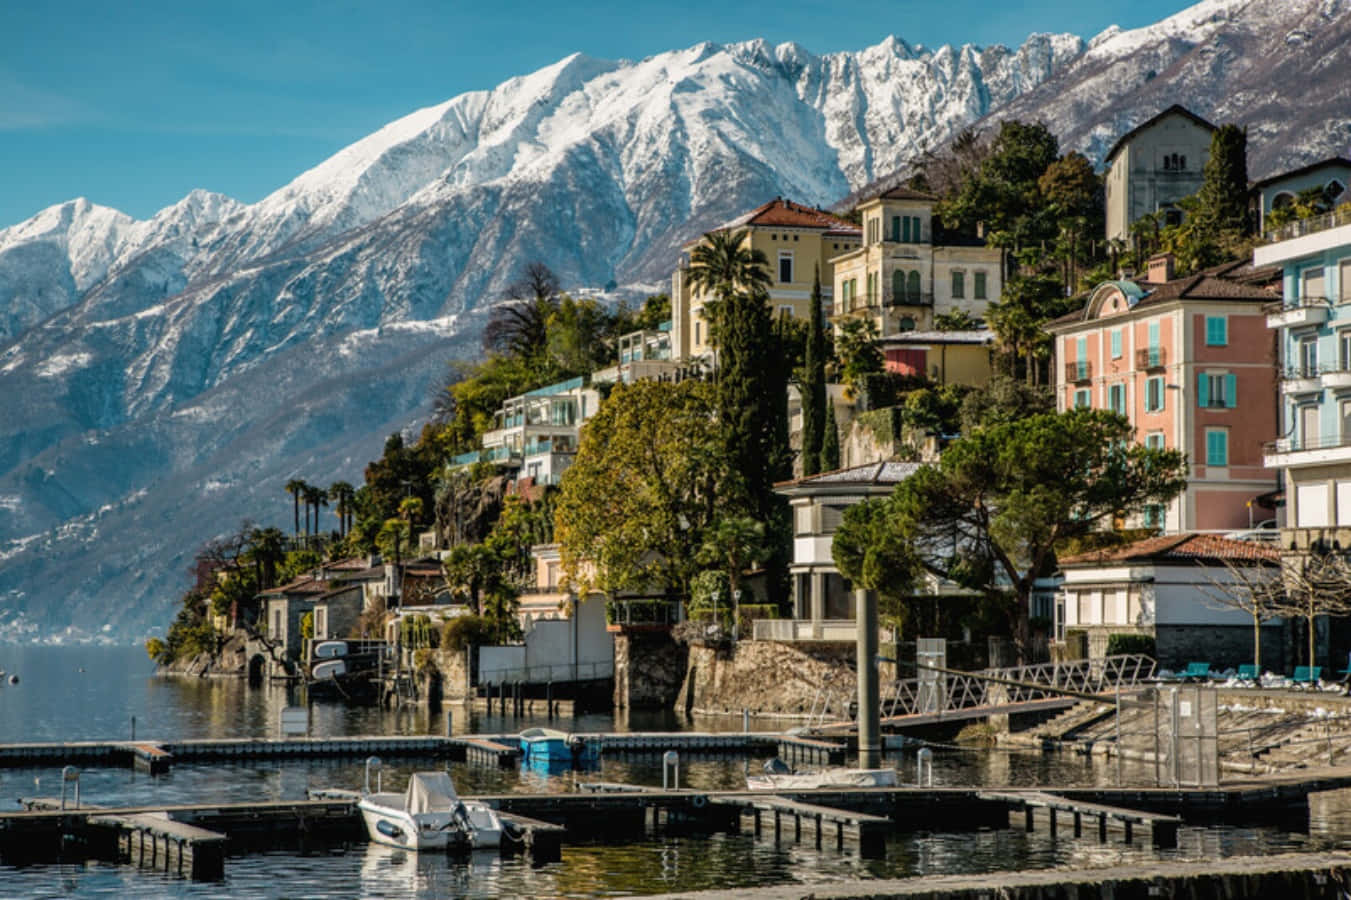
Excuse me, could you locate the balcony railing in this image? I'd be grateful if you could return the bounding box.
[606,599,683,631]
[1269,295,1331,313]
[1136,347,1166,369]
[1064,361,1092,383]
[1264,207,1351,244]
[1265,432,1351,455]
[842,290,934,314]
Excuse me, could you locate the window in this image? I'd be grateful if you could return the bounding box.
[777,304,794,318]
[1304,266,1326,301]
[1302,404,1321,450]
[1110,329,1122,359]
[694,321,701,345]
[974,271,987,300]
[1147,320,1160,352]
[1343,400,1351,441]
[906,270,921,303]
[1073,388,1091,409]
[1198,372,1237,409]
[778,252,793,283]
[1205,429,1229,467]
[1341,259,1351,304]
[1074,336,1088,381]
[1340,330,1351,372]
[1204,316,1227,346]
[1143,504,1165,529]
[1145,432,1165,450]
[1300,337,1319,377]
[952,271,965,299]
[794,506,813,535]
[892,269,904,300]
[1108,383,1126,415]
[890,215,901,242]
[899,316,916,331]
[1145,376,1165,412]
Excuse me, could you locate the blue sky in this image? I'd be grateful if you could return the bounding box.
[0,0,1190,227]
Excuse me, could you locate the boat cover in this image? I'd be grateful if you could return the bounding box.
[405,772,460,814]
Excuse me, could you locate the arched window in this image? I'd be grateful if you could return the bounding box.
[899,317,916,332]
[906,271,921,303]
[1272,192,1295,210]
[892,270,905,301]
[1329,180,1347,202]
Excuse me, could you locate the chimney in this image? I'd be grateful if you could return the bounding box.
[1145,253,1175,284]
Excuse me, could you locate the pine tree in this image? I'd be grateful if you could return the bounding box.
[822,401,841,472]
[1196,124,1250,236]
[800,265,827,476]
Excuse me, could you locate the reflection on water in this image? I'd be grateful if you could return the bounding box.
[0,646,1347,897]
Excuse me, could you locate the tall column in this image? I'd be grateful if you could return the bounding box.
[856,587,880,769]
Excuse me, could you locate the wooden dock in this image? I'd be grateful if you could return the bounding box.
[711,794,891,858]
[978,789,1182,848]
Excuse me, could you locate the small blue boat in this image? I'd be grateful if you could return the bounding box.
[519,727,597,764]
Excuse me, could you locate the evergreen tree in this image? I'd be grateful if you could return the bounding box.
[822,401,840,471]
[1196,124,1250,236]
[800,265,827,476]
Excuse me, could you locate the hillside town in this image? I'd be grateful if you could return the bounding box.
[142,104,1351,731]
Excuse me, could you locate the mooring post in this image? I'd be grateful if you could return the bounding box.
[547,681,554,720]
[856,588,880,769]
[131,715,136,742]
[446,711,453,737]
[743,708,749,734]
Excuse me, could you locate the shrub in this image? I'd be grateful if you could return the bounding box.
[145,637,170,665]
[442,614,490,652]
[1105,633,1156,658]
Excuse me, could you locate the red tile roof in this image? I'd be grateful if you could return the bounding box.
[720,198,860,234]
[1059,533,1279,567]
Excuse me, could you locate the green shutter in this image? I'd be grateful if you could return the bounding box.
[1111,330,1122,358]
[1206,316,1227,346]
[891,216,900,242]
[1224,373,1237,408]
[1197,372,1209,408]
[1148,321,1159,348]
[902,217,911,243]
[1207,430,1228,466]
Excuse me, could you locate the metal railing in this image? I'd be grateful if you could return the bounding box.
[1064,361,1092,383]
[1136,347,1166,369]
[753,619,859,641]
[879,653,1156,720]
[1269,295,1331,313]
[479,659,614,686]
[606,599,682,629]
[1265,207,1351,244]
[1264,431,1351,454]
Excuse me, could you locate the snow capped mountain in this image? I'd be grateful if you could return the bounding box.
[0,0,1347,639]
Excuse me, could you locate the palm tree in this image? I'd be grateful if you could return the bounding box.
[249,527,287,590]
[328,481,355,539]
[303,485,326,542]
[697,515,768,639]
[482,261,561,361]
[686,228,772,346]
[284,479,307,538]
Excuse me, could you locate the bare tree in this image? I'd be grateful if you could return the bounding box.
[482,262,562,359]
[1195,556,1284,673]
[1277,550,1351,668]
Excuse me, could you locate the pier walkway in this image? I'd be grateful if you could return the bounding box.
[0,730,845,773]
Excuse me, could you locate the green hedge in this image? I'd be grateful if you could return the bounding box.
[1105,633,1156,658]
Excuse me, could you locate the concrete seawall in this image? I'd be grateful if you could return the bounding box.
[644,852,1351,899]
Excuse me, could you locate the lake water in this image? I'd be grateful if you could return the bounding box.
[0,645,1343,898]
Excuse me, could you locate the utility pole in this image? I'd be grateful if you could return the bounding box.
[856,587,880,769]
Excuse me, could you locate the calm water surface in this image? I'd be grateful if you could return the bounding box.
[0,646,1343,898]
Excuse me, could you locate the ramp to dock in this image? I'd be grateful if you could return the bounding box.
[977,789,1181,848]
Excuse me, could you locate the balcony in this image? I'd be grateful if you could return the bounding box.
[1264,207,1351,244]
[1281,364,1325,395]
[605,599,683,632]
[1267,296,1330,330]
[1064,361,1092,384]
[1264,432,1351,468]
[1135,347,1166,370]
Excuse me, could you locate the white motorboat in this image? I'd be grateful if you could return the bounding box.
[358,769,503,851]
[746,757,899,791]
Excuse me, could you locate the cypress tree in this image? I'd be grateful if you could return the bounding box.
[822,401,841,472]
[800,265,827,476]
[1196,124,1250,236]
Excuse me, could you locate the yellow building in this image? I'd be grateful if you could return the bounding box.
[830,187,1004,335]
[670,198,861,361]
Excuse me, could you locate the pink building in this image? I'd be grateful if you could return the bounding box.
[1047,259,1280,532]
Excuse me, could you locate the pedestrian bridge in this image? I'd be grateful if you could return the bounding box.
[812,654,1156,732]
